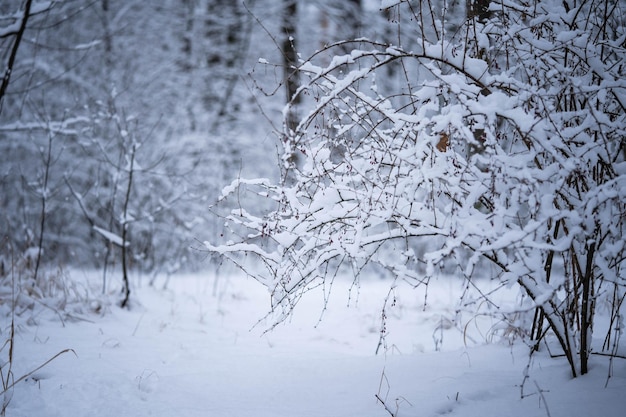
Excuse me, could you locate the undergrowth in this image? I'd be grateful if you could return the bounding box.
[0,249,106,415]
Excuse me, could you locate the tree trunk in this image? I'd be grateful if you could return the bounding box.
[34,131,53,285]
[466,0,491,22]
[120,143,136,308]
[580,240,596,375]
[345,0,362,40]
[0,0,33,113]
[282,0,300,132]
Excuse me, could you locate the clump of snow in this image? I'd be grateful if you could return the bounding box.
[93,226,126,247]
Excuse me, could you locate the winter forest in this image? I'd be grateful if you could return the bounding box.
[1,0,626,416]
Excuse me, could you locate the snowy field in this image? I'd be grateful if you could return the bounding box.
[5,271,626,417]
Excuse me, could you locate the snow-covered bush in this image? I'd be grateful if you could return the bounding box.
[207,0,625,377]
[0,247,106,321]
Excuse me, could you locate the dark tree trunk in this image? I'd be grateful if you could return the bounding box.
[466,0,491,22]
[282,0,300,117]
[0,0,33,113]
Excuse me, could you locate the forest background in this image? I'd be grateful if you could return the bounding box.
[0,0,372,284]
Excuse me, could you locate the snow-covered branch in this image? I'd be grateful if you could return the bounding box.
[207,0,626,376]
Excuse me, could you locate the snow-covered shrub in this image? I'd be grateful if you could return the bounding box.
[207,0,625,377]
[0,248,107,322]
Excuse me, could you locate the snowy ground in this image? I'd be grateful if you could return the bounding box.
[5,270,626,417]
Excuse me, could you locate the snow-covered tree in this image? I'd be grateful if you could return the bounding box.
[207,0,626,377]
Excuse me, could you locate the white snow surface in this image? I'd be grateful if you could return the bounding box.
[7,272,626,417]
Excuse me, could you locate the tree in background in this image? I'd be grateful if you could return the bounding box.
[207,0,626,377]
[1,3,255,258]
[1,0,365,300]
[0,0,34,112]
[1,1,94,268]
[0,0,244,301]
[281,0,300,131]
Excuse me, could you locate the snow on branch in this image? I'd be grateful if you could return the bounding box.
[207,0,626,375]
[93,226,127,248]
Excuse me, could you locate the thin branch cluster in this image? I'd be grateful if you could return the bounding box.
[208,0,625,377]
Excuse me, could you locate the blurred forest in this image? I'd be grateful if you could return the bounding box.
[0,0,427,284]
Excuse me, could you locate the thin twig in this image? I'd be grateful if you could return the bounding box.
[534,380,552,417]
[375,394,396,417]
[0,349,77,396]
